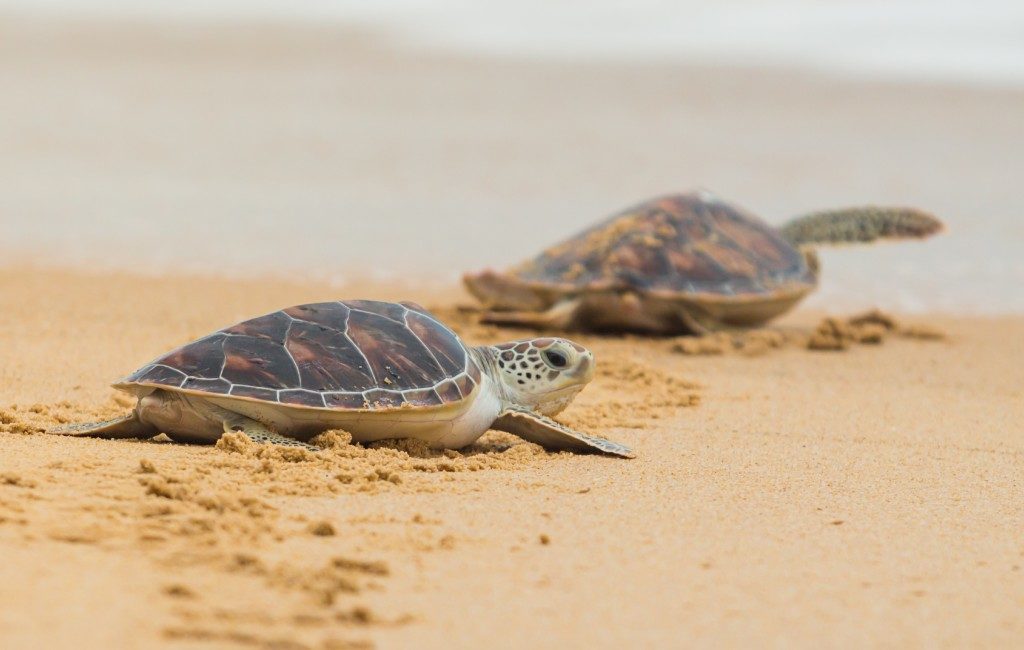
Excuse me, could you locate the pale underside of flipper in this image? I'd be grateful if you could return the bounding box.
[492,407,634,458]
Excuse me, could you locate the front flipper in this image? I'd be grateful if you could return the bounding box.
[492,407,634,458]
[220,413,319,452]
[48,412,158,439]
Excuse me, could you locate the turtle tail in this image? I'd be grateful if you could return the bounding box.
[779,207,944,247]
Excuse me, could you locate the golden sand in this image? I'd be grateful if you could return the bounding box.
[1,267,1022,648]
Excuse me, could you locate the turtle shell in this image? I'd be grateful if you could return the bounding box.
[117,300,482,411]
[511,191,815,298]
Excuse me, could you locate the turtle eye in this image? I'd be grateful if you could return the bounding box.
[543,349,568,369]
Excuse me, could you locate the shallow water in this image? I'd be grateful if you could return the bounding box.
[5,0,1024,86]
[0,10,1020,314]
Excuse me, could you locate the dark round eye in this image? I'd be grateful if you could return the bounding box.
[543,350,568,368]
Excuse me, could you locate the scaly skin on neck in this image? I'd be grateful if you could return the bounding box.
[471,346,513,406]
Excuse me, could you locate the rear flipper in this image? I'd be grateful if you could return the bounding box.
[142,393,321,451]
[492,407,634,458]
[49,393,318,452]
[48,412,158,439]
[220,413,320,451]
[463,269,550,311]
[479,298,582,330]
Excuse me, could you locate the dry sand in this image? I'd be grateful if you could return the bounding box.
[1,267,1022,649]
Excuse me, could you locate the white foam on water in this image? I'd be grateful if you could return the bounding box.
[4,0,1024,86]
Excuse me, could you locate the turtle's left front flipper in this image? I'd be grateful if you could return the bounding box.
[492,407,634,458]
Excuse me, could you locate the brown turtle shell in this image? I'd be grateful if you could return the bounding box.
[511,192,815,297]
[117,300,482,411]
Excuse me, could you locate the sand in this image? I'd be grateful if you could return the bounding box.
[1,267,1022,649]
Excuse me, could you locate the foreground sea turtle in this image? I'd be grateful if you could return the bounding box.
[464,191,944,335]
[52,300,632,458]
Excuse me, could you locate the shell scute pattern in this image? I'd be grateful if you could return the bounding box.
[403,387,444,408]
[222,310,291,343]
[121,301,477,412]
[279,389,327,408]
[140,364,188,387]
[160,334,226,380]
[324,392,368,409]
[223,334,299,389]
[285,320,376,391]
[230,385,278,401]
[454,374,475,398]
[181,377,232,393]
[511,192,814,296]
[404,310,466,376]
[435,380,463,403]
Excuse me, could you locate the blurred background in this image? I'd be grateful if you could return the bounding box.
[0,0,1021,312]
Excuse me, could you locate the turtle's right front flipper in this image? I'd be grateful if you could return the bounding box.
[492,407,634,458]
[48,412,158,439]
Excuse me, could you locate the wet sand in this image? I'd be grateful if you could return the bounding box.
[1,267,1022,649]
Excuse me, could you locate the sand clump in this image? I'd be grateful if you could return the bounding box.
[672,329,798,356]
[671,309,946,355]
[0,398,130,436]
[562,358,701,431]
[807,310,947,351]
[209,430,551,492]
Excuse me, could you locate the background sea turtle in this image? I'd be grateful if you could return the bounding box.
[464,190,944,334]
[52,300,632,458]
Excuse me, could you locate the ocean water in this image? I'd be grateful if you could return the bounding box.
[5,0,1024,86]
[1,1,1021,314]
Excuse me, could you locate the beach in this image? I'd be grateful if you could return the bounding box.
[1,268,1022,649]
[1,14,1023,650]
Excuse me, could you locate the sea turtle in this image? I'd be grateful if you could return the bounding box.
[464,190,944,335]
[51,300,632,458]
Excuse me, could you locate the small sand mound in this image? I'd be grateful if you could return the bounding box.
[210,427,549,495]
[670,309,946,355]
[807,311,946,352]
[672,330,799,356]
[565,359,701,430]
[899,324,946,341]
[0,398,129,436]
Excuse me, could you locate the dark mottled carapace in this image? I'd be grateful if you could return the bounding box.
[119,300,480,411]
[511,192,816,296]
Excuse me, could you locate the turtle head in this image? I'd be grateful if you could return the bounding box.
[483,337,595,417]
